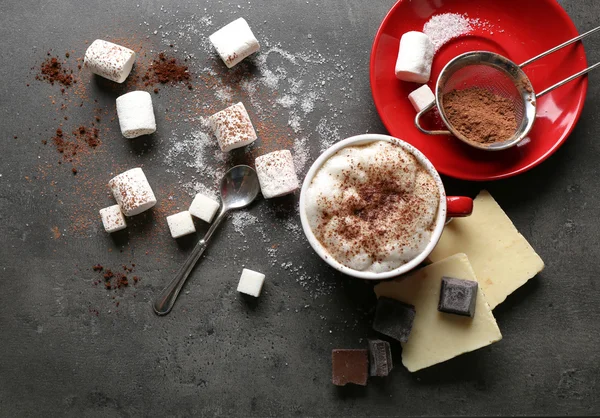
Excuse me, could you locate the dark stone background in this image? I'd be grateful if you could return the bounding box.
[1,0,599,416]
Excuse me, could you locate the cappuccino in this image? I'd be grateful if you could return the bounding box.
[305,141,440,273]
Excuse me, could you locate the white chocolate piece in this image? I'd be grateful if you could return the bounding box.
[255,150,299,199]
[116,91,156,139]
[209,18,260,68]
[189,193,220,223]
[84,39,136,83]
[237,268,265,297]
[429,190,545,309]
[395,31,435,83]
[208,102,257,152]
[408,84,436,112]
[99,204,127,233]
[166,211,196,239]
[375,254,502,372]
[108,168,157,216]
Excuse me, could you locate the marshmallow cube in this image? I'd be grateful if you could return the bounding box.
[84,39,136,83]
[116,91,156,138]
[189,193,220,223]
[166,211,196,239]
[108,168,157,216]
[236,268,265,297]
[255,150,299,199]
[99,204,127,233]
[209,18,260,68]
[208,102,257,152]
[409,84,436,113]
[395,31,435,83]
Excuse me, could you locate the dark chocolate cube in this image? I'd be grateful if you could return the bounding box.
[368,339,393,377]
[438,276,478,317]
[332,349,369,386]
[372,297,416,343]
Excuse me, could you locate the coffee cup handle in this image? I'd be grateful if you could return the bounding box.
[446,196,473,218]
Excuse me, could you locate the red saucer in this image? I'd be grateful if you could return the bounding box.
[370,0,589,181]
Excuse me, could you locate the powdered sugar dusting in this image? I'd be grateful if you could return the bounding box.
[292,137,310,174]
[423,13,497,52]
[231,212,258,237]
[424,13,473,52]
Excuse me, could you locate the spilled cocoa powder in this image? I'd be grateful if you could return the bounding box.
[443,87,518,145]
[36,55,75,88]
[142,52,192,91]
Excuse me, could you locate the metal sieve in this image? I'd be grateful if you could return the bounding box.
[415,26,600,151]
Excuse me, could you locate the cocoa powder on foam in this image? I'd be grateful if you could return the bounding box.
[308,142,440,272]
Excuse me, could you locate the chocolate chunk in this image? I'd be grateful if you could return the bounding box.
[368,339,393,377]
[332,349,368,386]
[438,276,478,317]
[373,297,416,343]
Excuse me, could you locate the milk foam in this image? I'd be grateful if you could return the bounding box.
[305,141,440,273]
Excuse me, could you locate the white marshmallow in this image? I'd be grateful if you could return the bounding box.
[189,193,220,223]
[116,91,156,138]
[166,211,196,239]
[84,39,136,83]
[209,18,260,68]
[209,102,257,152]
[395,32,435,83]
[99,204,126,233]
[408,84,436,112]
[237,268,265,297]
[108,168,157,216]
[255,150,299,199]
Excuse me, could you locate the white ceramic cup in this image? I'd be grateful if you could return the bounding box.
[299,134,472,280]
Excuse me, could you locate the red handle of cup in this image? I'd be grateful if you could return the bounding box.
[447,196,473,218]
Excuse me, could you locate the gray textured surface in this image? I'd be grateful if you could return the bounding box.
[1,0,600,416]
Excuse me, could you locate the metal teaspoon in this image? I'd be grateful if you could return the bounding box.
[153,165,260,316]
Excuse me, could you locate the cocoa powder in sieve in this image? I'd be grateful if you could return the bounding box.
[443,87,518,145]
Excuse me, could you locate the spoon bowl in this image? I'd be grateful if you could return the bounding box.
[221,165,260,210]
[153,165,260,316]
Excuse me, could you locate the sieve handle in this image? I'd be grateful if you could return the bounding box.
[536,61,600,98]
[520,26,600,68]
[415,101,452,136]
[519,25,600,98]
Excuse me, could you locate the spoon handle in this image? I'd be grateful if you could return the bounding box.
[153,209,228,316]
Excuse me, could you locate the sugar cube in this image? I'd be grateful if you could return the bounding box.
[189,193,220,223]
[408,84,436,113]
[99,204,126,233]
[166,211,196,239]
[237,268,265,297]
